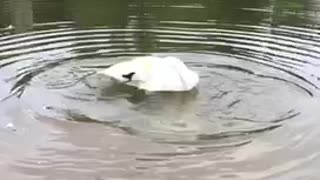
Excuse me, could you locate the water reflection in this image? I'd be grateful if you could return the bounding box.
[0,0,320,179]
[65,0,129,27]
[1,0,318,29]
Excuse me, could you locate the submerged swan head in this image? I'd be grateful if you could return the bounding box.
[97,56,199,92]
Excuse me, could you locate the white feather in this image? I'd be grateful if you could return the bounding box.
[97,56,199,92]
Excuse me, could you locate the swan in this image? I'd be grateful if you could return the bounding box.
[97,56,199,92]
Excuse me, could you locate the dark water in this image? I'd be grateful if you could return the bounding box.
[1,0,320,179]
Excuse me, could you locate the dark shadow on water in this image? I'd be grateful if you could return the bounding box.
[96,79,149,104]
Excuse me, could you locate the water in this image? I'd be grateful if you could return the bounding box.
[1,0,320,179]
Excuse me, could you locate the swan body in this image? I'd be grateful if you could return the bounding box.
[97,56,199,92]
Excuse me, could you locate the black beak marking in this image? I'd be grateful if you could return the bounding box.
[122,72,135,81]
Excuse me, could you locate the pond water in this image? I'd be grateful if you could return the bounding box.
[1,0,320,179]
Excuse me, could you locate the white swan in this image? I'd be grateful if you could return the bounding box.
[97,56,199,92]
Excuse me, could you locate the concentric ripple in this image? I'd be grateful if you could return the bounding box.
[1,14,320,179]
[0,20,318,141]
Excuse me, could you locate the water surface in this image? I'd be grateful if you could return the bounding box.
[1,0,320,179]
